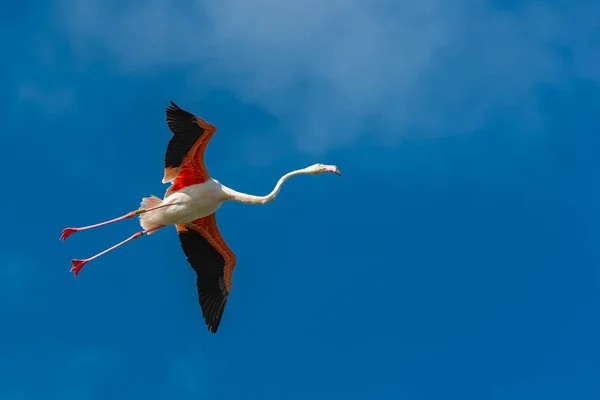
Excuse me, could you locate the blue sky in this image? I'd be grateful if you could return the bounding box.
[2,0,600,398]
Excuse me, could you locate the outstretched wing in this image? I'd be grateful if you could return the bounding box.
[176,213,236,333]
[163,101,217,189]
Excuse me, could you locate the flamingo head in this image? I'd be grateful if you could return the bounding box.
[304,163,342,176]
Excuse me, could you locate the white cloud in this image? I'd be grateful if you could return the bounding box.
[54,0,600,153]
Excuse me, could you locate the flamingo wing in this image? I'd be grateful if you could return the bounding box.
[163,101,217,191]
[176,213,236,333]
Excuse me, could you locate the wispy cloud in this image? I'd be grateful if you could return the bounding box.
[54,0,599,152]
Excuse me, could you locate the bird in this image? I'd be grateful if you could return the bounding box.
[60,101,341,333]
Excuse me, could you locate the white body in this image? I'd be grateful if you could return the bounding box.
[142,179,227,229]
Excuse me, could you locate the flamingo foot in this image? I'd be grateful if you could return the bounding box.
[60,228,78,240]
[70,259,88,277]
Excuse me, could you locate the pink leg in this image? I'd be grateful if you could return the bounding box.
[70,226,162,277]
[60,203,174,240]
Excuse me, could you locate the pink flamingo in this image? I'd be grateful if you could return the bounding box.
[61,101,341,333]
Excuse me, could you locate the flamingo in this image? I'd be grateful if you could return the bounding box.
[60,101,341,333]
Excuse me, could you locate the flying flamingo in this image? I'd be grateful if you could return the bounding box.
[60,101,341,333]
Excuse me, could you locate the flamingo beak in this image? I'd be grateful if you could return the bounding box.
[326,165,341,176]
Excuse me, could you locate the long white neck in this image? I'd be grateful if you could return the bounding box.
[221,169,309,205]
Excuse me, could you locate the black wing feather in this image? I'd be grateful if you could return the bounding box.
[178,226,229,333]
[165,101,205,170]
